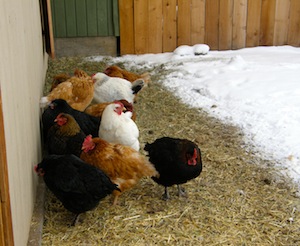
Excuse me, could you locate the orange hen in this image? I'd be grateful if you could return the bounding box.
[80,135,158,205]
[104,65,150,87]
[40,69,94,111]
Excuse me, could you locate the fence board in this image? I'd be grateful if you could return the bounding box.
[75,0,87,36]
[96,0,108,36]
[177,0,191,46]
[112,0,120,36]
[191,0,205,45]
[148,0,163,53]
[205,0,220,50]
[119,0,134,55]
[260,0,276,45]
[246,0,261,47]
[288,0,300,46]
[65,0,77,37]
[134,0,149,54]
[86,0,98,36]
[232,0,247,49]
[119,0,300,54]
[274,0,290,45]
[52,0,66,37]
[219,0,233,50]
[107,0,114,36]
[162,0,177,52]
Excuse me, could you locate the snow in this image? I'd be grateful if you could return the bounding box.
[92,45,300,188]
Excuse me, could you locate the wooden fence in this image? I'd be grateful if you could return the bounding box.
[119,0,300,55]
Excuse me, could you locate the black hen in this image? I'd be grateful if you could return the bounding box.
[34,154,119,225]
[144,137,202,200]
[46,113,86,157]
[41,99,100,141]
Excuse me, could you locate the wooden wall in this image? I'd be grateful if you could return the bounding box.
[51,0,120,37]
[119,0,300,55]
[0,0,48,245]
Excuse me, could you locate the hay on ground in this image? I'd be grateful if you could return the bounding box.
[39,57,300,246]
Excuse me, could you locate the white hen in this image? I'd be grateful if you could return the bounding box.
[92,72,144,104]
[99,101,140,151]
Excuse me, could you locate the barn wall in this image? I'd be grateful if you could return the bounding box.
[0,0,48,245]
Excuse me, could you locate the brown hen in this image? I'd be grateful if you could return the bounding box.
[80,135,158,205]
[40,69,94,111]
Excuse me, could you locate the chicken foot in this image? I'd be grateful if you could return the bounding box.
[162,187,170,200]
[70,213,80,227]
[177,185,187,198]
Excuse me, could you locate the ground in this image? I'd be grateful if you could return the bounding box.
[37,56,300,245]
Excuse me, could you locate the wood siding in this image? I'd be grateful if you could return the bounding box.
[51,0,120,38]
[0,0,48,245]
[119,0,300,55]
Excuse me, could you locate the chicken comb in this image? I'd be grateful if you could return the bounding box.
[54,113,65,122]
[34,165,39,173]
[82,135,94,152]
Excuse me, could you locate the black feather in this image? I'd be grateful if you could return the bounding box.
[42,99,100,140]
[36,154,119,215]
[144,137,202,188]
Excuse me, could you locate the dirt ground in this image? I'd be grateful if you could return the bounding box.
[39,57,300,245]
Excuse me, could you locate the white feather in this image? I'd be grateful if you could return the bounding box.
[99,103,140,151]
[92,72,135,103]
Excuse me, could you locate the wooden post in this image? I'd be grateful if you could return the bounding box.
[0,88,14,246]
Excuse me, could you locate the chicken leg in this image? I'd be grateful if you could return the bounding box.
[177,185,187,197]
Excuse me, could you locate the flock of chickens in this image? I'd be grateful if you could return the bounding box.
[36,65,203,225]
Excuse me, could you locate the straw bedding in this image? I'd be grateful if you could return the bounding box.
[40,57,300,245]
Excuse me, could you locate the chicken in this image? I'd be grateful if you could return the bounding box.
[92,72,144,104]
[42,99,100,141]
[85,99,136,121]
[46,113,86,157]
[144,137,203,200]
[34,154,119,225]
[98,101,140,151]
[50,73,71,91]
[40,69,94,111]
[80,135,158,205]
[104,65,151,85]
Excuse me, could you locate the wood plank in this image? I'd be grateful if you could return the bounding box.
[177,0,191,46]
[162,0,177,52]
[232,0,247,49]
[112,0,120,36]
[134,0,149,54]
[0,202,4,246]
[219,0,233,50]
[46,0,55,58]
[260,0,276,45]
[52,0,67,37]
[288,0,300,46]
[246,0,261,47]
[107,0,114,36]
[65,0,77,37]
[96,0,108,36]
[119,0,135,54]
[191,0,205,45]
[0,89,14,246]
[274,0,290,45]
[86,0,98,36]
[75,0,87,36]
[148,0,163,53]
[205,0,220,50]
